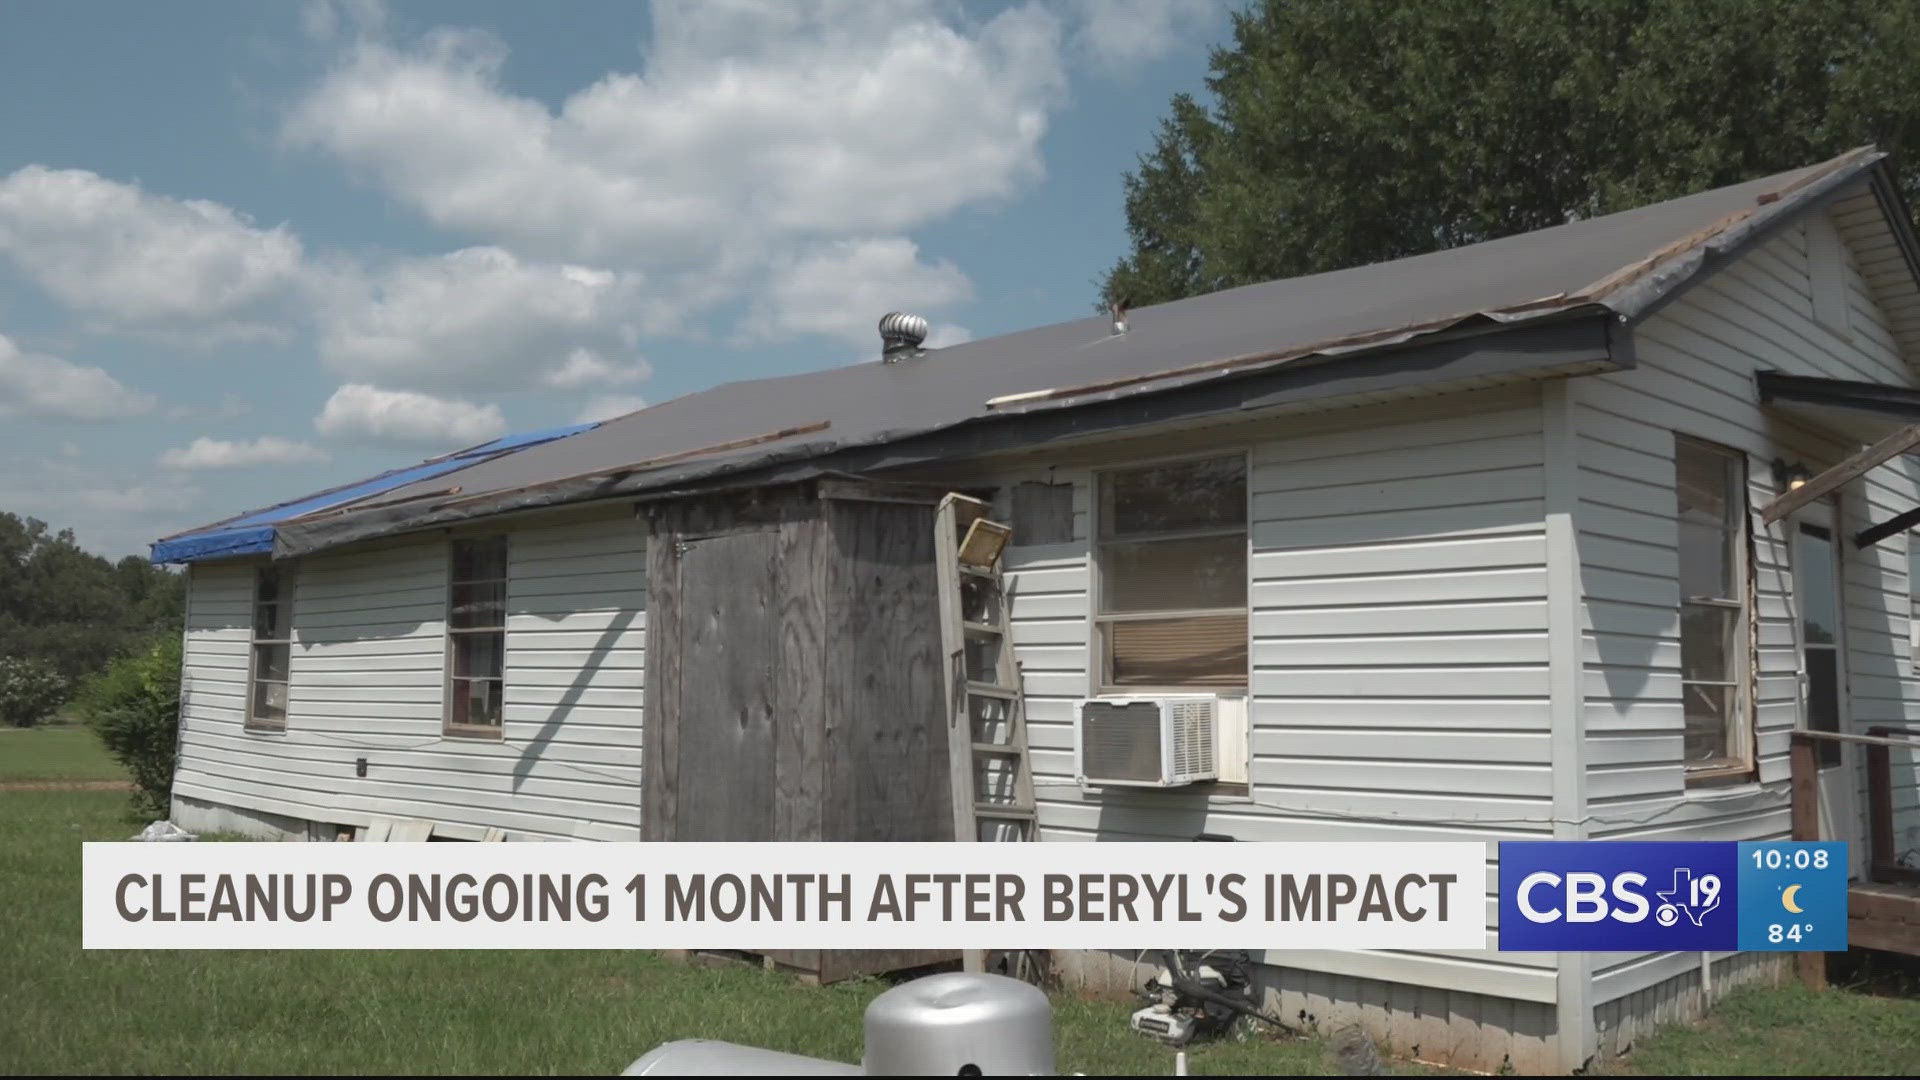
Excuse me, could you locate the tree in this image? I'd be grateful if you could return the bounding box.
[1102,0,1920,308]
[77,635,182,816]
[0,512,184,686]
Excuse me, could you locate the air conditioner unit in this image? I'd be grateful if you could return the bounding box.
[1075,695,1218,787]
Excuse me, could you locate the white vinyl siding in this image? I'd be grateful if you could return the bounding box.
[172,509,645,840]
[1577,197,1920,1006]
[988,386,1557,1007]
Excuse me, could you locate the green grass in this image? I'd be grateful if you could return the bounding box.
[0,725,126,782]
[3,784,1913,1075]
[1611,982,1920,1076]
[0,788,1328,1075]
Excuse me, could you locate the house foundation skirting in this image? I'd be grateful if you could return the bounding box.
[1592,951,1790,1061]
[1051,948,1791,1074]
[171,792,315,841]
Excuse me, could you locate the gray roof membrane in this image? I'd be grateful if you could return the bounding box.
[270,150,1888,557]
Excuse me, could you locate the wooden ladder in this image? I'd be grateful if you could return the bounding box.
[935,494,1036,973]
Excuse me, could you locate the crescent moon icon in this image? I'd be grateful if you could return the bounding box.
[1782,884,1804,914]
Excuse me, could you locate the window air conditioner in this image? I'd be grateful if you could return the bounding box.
[1075,695,1218,787]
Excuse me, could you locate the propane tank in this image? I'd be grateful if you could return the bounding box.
[621,1039,859,1075]
[862,972,1055,1076]
[620,972,1055,1076]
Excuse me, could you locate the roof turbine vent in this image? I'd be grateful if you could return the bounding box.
[879,311,930,362]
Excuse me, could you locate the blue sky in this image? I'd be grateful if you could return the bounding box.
[0,0,1230,557]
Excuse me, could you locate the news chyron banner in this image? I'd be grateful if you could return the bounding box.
[1498,841,1849,952]
[84,842,1485,950]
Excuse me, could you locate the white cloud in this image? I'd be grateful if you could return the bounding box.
[540,348,651,389]
[0,333,156,420]
[314,247,655,392]
[0,453,205,558]
[752,237,974,347]
[285,2,1067,299]
[159,436,331,471]
[573,393,648,424]
[0,166,303,326]
[313,382,506,447]
[1066,0,1222,69]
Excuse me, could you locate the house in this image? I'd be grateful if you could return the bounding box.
[156,147,1920,1072]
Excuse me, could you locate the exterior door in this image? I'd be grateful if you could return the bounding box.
[674,530,779,841]
[1791,501,1862,877]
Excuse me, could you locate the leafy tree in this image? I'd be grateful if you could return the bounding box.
[1103,0,1920,308]
[0,656,68,727]
[0,512,184,687]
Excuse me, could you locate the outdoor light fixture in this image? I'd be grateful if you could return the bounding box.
[958,516,1013,568]
[1772,458,1812,490]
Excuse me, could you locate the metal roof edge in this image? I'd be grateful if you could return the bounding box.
[1607,147,1886,328]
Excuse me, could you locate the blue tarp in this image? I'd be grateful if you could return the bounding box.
[150,421,597,565]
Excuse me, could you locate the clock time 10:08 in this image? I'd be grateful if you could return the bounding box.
[1749,847,1830,872]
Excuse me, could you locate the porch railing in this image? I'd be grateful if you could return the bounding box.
[1788,725,1920,989]
[1788,725,1920,884]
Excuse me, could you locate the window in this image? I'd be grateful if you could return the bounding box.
[446,537,507,736]
[1095,454,1248,689]
[247,564,294,731]
[1674,436,1750,774]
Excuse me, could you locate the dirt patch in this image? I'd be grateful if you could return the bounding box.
[0,780,133,791]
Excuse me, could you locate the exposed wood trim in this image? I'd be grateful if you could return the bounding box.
[1789,737,1821,837]
[297,486,462,521]
[1759,422,1920,525]
[813,477,948,505]
[935,492,981,851]
[1854,504,1920,549]
[431,421,834,511]
[1793,728,1920,749]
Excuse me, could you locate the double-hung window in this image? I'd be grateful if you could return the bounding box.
[247,564,294,731]
[1094,454,1248,689]
[446,537,507,736]
[1674,435,1750,775]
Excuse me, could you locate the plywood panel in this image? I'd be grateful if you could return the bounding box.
[674,528,778,841]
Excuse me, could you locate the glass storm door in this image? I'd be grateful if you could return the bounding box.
[1792,502,1861,877]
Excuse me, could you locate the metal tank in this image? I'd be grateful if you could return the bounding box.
[862,972,1055,1076]
[622,1039,860,1076]
[620,972,1056,1076]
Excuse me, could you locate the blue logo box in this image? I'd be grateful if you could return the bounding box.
[1734,841,1847,951]
[1497,842,1847,952]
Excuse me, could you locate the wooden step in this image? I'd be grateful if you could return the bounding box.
[973,804,1035,819]
[966,681,1018,699]
[971,741,1026,754]
[962,620,1003,637]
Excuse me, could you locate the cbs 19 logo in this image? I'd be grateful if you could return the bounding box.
[1514,869,1722,926]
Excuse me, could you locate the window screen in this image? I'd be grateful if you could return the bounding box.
[447,537,507,734]
[248,564,294,731]
[1095,455,1247,688]
[1674,436,1748,772]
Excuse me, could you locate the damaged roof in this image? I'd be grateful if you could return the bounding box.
[155,147,1918,564]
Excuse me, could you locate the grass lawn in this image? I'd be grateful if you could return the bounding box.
[0,724,126,783]
[1610,982,1920,1076]
[0,787,1329,1075]
[1,774,1914,1074]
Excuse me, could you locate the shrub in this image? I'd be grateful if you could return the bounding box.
[77,635,182,816]
[0,655,68,727]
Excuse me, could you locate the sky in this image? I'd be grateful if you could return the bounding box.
[0,0,1232,558]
